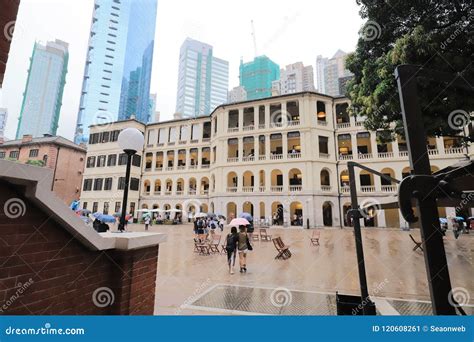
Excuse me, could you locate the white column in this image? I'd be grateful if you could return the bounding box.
[197,148,202,167]
[254,135,259,158]
[436,137,445,155]
[282,133,288,157]
[264,104,270,128]
[351,133,358,158]
[370,132,377,157]
[265,134,271,159]
[391,139,399,157]
[254,106,259,128]
[238,108,243,131]
[238,138,243,161]
[377,209,386,228]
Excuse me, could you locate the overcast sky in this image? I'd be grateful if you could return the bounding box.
[1,0,364,141]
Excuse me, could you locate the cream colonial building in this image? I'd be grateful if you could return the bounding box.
[79,91,471,228]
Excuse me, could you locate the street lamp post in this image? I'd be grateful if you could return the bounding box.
[117,128,144,232]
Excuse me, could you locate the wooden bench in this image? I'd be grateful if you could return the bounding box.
[409,234,423,252]
[310,230,320,246]
[272,237,291,260]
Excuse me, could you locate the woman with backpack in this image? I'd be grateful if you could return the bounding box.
[237,225,252,273]
[225,226,239,274]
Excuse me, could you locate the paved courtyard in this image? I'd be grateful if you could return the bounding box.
[126,224,473,315]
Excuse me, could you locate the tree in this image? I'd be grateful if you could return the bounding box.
[26,159,45,167]
[346,0,473,142]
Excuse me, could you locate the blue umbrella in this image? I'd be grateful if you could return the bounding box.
[92,212,102,218]
[455,216,465,221]
[96,214,117,223]
[439,218,448,224]
[240,212,253,222]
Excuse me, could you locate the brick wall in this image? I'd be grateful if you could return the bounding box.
[0,180,158,315]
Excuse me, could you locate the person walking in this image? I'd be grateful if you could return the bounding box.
[225,226,239,274]
[237,225,252,273]
[144,216,151,231]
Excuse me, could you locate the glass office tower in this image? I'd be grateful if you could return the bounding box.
[16,40,69,139]
[175,38,229,118]
[74,0,157,144]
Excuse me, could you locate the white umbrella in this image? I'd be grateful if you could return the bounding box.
[166,208,182,213]
[194,212,207,218]
[150,208,164,212]
[136,209,151,212]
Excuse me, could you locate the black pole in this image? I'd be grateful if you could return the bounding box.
[395,65,455,315]
[347,161,371,315]
[118,150,134,232]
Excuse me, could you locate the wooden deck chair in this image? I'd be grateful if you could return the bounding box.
[209,235,221,253]
[272,237,291,260]
[259,228,272,241]
[409,234,423,252]
[310,230,320,246]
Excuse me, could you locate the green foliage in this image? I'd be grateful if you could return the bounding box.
[26,159,45,167]
[346,0,473,142]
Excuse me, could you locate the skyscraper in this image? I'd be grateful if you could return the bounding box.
[74,0,157,144]
[16,40,69,139]
[239,56,279,100]
[0,108,7,140]
[272,62,315,96]
[175,38,229,118]
[315,50,352,96]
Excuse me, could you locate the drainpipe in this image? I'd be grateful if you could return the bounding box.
[51,146,60,192]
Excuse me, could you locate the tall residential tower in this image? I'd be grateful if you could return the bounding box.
[175,38,229,118]
[315,50,352,96]
[16,40,69,139]
[74,0,158,144]
[239,56,279,100]
[272,62,315,96]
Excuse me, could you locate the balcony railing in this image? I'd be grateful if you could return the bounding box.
[166,166,174,171]
[358,153,372,159]
[445,147,464,154]
[271,185,283,192]
[270,154,283,160]
[289,185,302,192]
[258,123,266,129]
[155,166,163,171]
[144,191,150,196]
[399,151,409,157]
[259,186,265,192]
[288,152,301,159]
[339,154,353,160]
[270,122,283,128]
[175,190,184,195]
[243,125,255,131]
[317,120,328,126]
[227,127,239,133]
[189,165,198,169]
[177,165,185,170]
[360,185,375,193]
[188,189,197,195]
[321,185,332,192]
[202,137,210,142]
[259,155,266,161]
[381,185,397,192]
[242,186,254,192]
[202,189,209,195]
[341,186,350,193]
[154,191,161,195]
[226,187,238,193]
[145,167,151,172]
[227,157,239,163]
[178,140,187,145]
[201,164,210,169]
[377,152,394,158]
[242,156,255,162]
[164,190,172,196]
[337,122,350,129]
[428,149,439,155]
[288,120,300,126]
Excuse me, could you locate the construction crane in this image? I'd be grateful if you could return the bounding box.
[251,20,258,58]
